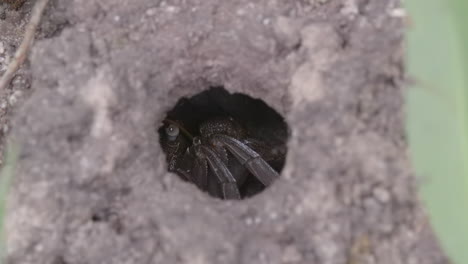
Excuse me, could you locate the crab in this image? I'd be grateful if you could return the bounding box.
[160,116,286,199]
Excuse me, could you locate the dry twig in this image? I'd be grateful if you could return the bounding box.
[0,0,50,90]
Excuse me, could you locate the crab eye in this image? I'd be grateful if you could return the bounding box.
[165,124,179,141]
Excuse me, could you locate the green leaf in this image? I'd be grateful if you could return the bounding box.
[406,0,468,263]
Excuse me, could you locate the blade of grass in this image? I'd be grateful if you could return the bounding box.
[0,0,50,90]
[406,0,468,263]
[0,144,19,264]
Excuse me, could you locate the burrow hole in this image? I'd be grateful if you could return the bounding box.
[158,87,289,200]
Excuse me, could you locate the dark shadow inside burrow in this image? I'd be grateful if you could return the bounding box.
[158,87,288,199]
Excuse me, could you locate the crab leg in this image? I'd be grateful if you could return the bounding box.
[212,134,279,186]
[191,158,208,190]
[195,145,241,199]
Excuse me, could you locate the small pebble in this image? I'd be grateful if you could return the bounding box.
[166,6,178,13]
[340,0,358,17]
[282,245,303,263]
[389,8,406,18]
[146,8,157,16]
[294,205,303,215]
[253,216,261,224]
[236,9,246,16]
[258,252,267,262]
[8,90,22,106]
[0,42,4,54]
[0,100,7,110]
[373,187,390,203]
[269,211,278,220]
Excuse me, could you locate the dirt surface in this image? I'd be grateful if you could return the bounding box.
[1,0,450,263]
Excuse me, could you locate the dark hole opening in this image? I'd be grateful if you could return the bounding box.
[158,87,289,200]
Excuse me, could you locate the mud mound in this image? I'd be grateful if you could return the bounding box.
[4,0,448,263]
